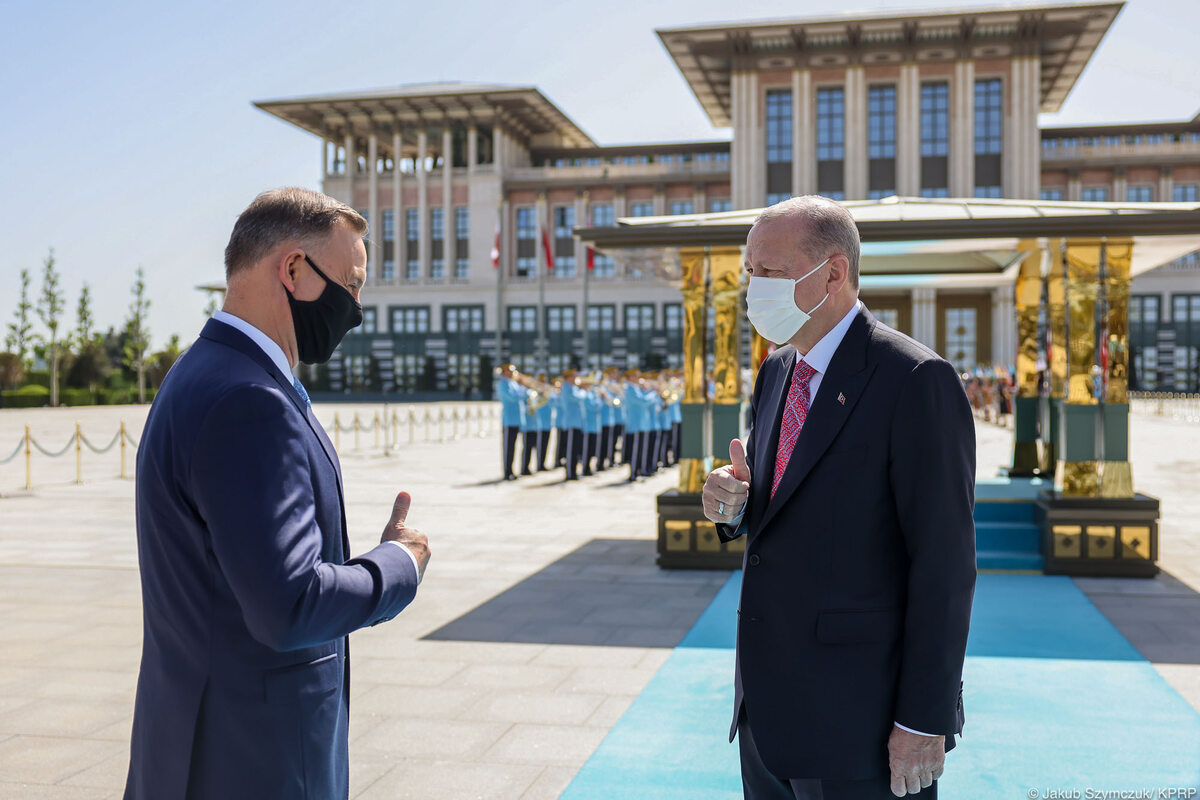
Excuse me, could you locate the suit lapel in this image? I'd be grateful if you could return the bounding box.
[757,310,878,533]
[750,348,795,525]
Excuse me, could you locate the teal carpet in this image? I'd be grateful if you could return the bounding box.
[560,572,1200,799]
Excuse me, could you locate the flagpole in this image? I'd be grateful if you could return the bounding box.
[493,200,505,370]
[537,192,547,375]
[581,193,591,371]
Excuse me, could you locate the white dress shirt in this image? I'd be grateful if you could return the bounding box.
[728,301,935,738]
[211,312,422,584]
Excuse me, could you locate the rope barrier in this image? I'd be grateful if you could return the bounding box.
[79,430,122,454]
[0,437,23,465]
[29,432,78,458]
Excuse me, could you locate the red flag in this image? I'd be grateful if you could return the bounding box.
[541,211,555,272]
[586,245,595,271]
[490,211,501,269]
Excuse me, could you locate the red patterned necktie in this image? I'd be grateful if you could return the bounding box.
[771,360,817,498]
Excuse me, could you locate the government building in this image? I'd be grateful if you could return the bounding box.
[254,0,1200,397]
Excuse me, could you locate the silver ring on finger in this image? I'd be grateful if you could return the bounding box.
[718,501,725,515]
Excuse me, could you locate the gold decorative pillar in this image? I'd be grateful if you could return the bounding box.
[1010,238,1042,475]
[1057,239,1102,497]
[677,248,708,493]
[710,247,744,472]
[1041,239,1067,477]
[1100,238,1134,498]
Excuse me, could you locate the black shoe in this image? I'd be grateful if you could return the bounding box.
[520,470,533,476]
[504,474,518,481]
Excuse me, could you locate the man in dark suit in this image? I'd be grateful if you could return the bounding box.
[124,188,431,799]
[702,196,976,800]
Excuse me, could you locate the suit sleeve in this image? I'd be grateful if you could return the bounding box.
[190,384,418,652]
[716,360,765,542]
[888,358,976,736]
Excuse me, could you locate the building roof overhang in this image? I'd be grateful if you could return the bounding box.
[253,82,595,148]
[656,1,1124,127]
[577,196,1200,279]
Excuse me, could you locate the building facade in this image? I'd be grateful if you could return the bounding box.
[255,0,1200,395]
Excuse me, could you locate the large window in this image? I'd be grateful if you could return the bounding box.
[516,206,535,278]
[1081,187,1110,202]
[1173,294,1200,392]
[1040,189,1064,201]
[867,84,897,199]
[1130,295,1160,390]
[1173,184,1199,202]
[390,306,430,333]
[624,304,655,331]
[944,307,978,373]
[507,306,537,332]
[1127,186,1154,202]
[765,88,793,204]
[974,78,1003,197]
[709,198,733,213]
[553,205,576,278]
[629,202,654,217]
[669,200,694,216]
[430,208,445,280]
[591,203,615,226]
[361,307,377,334]
[454,207,469,280]
[664,303,683,331]
[592,251,615,278]
[587,304,616,331]
[920,82,949,196]
[444,305,484,333]
[404,209,419,281]
[817,87,845,200]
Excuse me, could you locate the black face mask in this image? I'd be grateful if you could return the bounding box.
[286,255,364,365]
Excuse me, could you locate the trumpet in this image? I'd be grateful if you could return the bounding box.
[517,374,554,411]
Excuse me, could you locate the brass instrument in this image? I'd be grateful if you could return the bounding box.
[517,374,554,412]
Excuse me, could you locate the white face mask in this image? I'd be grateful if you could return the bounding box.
[745,257,831,345]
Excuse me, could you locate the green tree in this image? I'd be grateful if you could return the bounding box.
[4,268,34,367]
[122,267,152,402]
[148,333,182,388]
[204,290,221,317]
[35,249,66,407]
[123,267,152,403]
[75,283,94,346]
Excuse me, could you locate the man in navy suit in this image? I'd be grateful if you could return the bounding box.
[702,196,975,799]
[124,188,430,799]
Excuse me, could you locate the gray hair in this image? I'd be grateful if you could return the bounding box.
[753,195,861,290]
[224,187,367,278]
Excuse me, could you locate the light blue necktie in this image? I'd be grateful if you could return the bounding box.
[292,376,311,408]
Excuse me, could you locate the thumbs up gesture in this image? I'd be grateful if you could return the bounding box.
[702,439,751,524]
[381,491,431,580]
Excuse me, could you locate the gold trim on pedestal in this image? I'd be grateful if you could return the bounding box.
[1052,524,1082,558]
[1120,526,1151,560]
[1100,237,1135,499]
[1060,461,1100,498]
[1013,238,1042,474]
[1042,239,1067,476]
[1100,460,1133,499]
[678,248,708,494]
[710,248,742,407]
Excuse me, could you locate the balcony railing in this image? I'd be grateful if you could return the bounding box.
[1041,138,1200,162]
[504,159,730,183]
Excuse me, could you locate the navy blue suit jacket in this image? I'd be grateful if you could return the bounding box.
[124,319,418,800]
[718,307,976,780]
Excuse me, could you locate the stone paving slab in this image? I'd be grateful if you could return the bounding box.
[0,403,1197,798]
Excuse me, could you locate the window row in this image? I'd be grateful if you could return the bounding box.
[355,303,688,335]
[533,151,730,167]
[1044,132,1200,149]
[1038,184,1200,203]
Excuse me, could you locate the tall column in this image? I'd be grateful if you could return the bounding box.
[792,68,815,196]
[653,186,665,216]
[896,63,921,197]
[535,192,547,374]
[1042,239,1067,477]
[1006,56,1040,199]
[344,133,357,206]
[1010,240,1042,475]
[493,125,504,172]
[614,188,627,218]
[443,128,454,278]
[1100,238,1134,498]
[1057,239,1102,497]
[910,288,937,350]
[467,124,478,175]
[1067,170,1082,202]
[321,138,329,180]
[1159,167,1174,202]
[950,60,975,197]
[574,191,587,278]
[367,133,379,283]
[731,72,749,208]
[417,130,430,280]
[693,184,706,215]
[392,131,404,284]
[677,248,708,494]
[496,199,508,366]
[844,66,868,200]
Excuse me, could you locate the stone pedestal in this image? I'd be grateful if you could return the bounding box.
[657,489,745,570]
[1035,491,1159,577]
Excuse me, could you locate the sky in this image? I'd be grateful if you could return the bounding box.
[2,0,1198,349]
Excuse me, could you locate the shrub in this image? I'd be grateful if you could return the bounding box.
[61,388,96,406]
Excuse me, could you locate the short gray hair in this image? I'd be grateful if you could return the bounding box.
[224,187,367,278]
[753,195,861,289]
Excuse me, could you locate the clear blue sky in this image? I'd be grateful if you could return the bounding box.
[2,0,1197,348]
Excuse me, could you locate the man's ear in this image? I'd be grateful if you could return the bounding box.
[827,254,851,294]
[278,248,305,293]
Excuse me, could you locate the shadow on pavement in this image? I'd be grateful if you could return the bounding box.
[1074,570,1200,665]
[423,538,731,648]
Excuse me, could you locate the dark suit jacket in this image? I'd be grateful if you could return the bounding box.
[718,306,976,781]
[124,319,418,800]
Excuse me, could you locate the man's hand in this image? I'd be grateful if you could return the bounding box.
[888,725,945,796]
[702,439,751,524]
[381,491,430,580]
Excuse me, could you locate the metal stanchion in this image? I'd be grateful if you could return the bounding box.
[409,410,415,444]
[373,412,380,450]
[425,409,431,442]
[353,414,361,451]
[75,423,82,484]
[333,413,341,450]
[120,421,127,479]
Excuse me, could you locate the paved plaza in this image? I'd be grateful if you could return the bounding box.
[0,402,1197,798]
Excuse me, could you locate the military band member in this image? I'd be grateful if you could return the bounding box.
[623,370,649,481]
[582,381,602,476]
[558,370,586,481]
[494,364,527,481]
[552,376,568,468]
[533,373,554,471]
